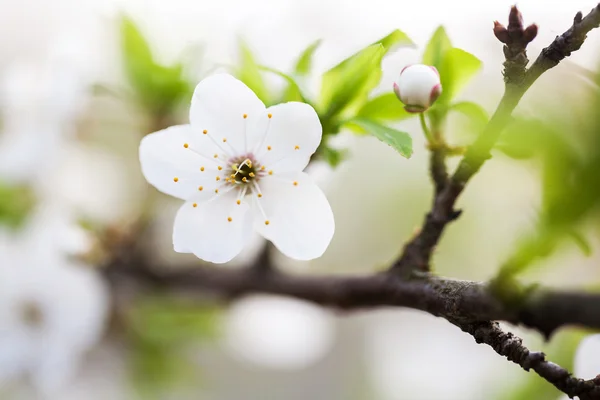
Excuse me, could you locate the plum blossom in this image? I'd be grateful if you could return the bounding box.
[0,207,109,395]
[139,73,335,264]
[393,64,442,113]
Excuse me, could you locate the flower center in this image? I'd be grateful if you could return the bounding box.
[231,158,257,184]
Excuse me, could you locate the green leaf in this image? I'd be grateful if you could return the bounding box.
[569,230,593,256]
[422,26,452,68]
[438,48,482,104]
[357,93,414,122]
[320,146,349,167]
[320,44,384,117]
[293,39,322,76]
[0,183,35,229]
[450,101,489,131]
[121,15,154,75]
[320,30,414,119]
[348,118,413,158]
[260,66,306,102]
[374,29,414,52]
[120,16,191,117]
[237,40,271,104]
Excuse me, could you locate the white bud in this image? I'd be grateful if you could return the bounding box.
[393,64,442,113]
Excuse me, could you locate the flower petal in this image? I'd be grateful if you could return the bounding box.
[139,125,225,200]
[573,334,600,379]
[190,73,266,155]
[173,189,254,263]
[247,102,322,174]
[253,172,334,260]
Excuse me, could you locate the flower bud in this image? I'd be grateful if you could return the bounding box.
[393,64,442,113]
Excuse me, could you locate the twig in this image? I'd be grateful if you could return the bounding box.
[455,321,600,400]
[390,3,600,276]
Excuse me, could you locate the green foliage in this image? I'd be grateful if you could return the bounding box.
[357,93,412,122]
[234,30,415,164]
[260,66,307,103]
[422,26,453,68]
[497,68,600,279]
[347,118,413,158]
[293,39,322,76]
[237,40,272,105]
[422,26,482,129]
[320,30,414,120]
[0,183,35,229]
[127,296,220,397]
[450,101,489,132]
[120,16,192,118]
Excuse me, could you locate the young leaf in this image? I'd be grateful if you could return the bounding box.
[374,29,415,52]
[237,40,271,104]
[348,118,413,158]
[450,101,489,131]
[293,39,322,76]
[357,93,413,122]
[260,66,307,102]
[439,48,482,104]
[320,30,414,119]
[0,183,35,229]
[320,44,385,117]
[120,16,191,116]
[422,26,452,68]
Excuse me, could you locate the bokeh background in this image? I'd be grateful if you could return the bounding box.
[1,0,600,399]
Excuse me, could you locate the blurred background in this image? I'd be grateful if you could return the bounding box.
[0,0,599,399]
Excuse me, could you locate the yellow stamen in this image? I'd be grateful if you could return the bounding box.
[203,130,208,135]
[268,113,272,119]
[173,177,179,182]
[216,176,221,181]
[242,177,247,182]
[198,186,203,191]
[222,138,227,143]
[260,166,265,171]
[249,172,255,178]
[236,200,241,205]
[213,154,218,158]
[215,189,219,194]
[267,146,272,151]
[227,216,232,222]
[200,166,205,172]
[193,203,197,208]
[265,220,270,225]
[293,181,298,186]
[258,193,263,198]
[184,143,189,148]
[243,114,248,119]
[268,170,273,175]
[218,166,223,171]
[294,145,299,150]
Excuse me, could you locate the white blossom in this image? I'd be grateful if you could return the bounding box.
[573,334,600,379]
[0,208,109,395]
[139,73,335,264]
[393,64,442,113]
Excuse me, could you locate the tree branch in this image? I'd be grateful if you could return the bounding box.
[105,262,600,338]
[455,321,600,400]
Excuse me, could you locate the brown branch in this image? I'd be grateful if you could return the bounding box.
[455,321,600,400]
[105,262,600,339]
